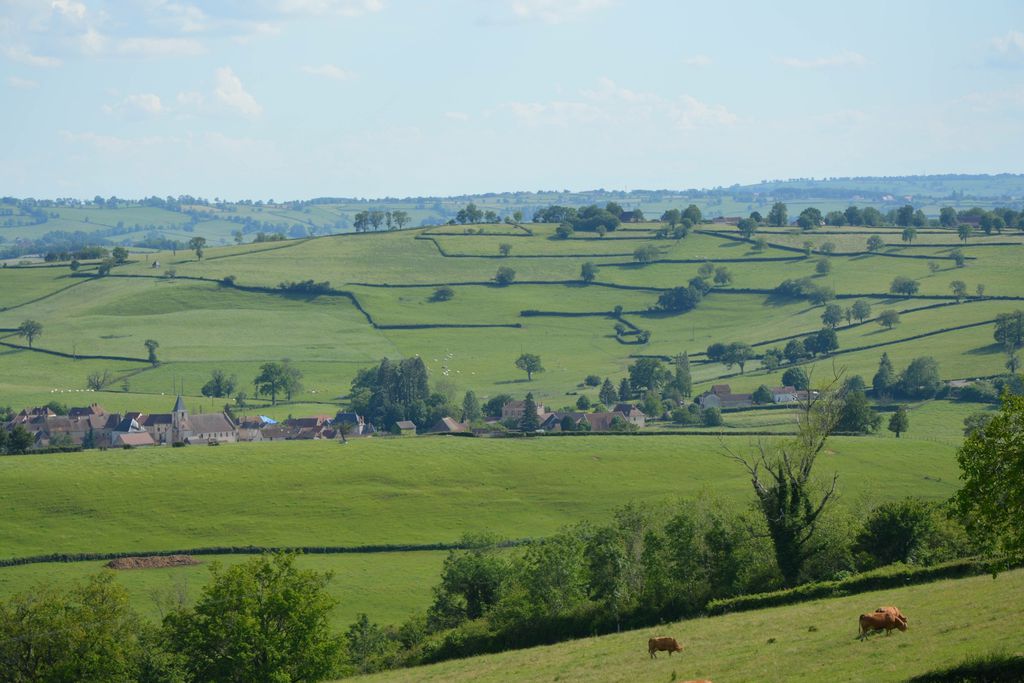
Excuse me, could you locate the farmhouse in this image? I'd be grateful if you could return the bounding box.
[427,416,470,434]
[501,400,546,421]
[613,403,647,427]
[395,420,417,436]
[697,384,753,410]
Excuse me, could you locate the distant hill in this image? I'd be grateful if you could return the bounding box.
[2,174,1022,257]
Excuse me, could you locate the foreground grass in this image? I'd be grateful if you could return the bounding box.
[360,568,1024,683]
[0,436,959,559]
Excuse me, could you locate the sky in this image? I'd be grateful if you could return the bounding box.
[1,0,1023,200]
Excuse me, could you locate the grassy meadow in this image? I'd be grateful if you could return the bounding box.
[1,219,1021,412]
[359,568,1024,683]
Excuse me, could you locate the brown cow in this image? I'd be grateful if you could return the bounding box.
[858,610,908,640]
[875,606,907,625]
[648,636,683,658]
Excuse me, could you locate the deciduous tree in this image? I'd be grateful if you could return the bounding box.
[514,353,544,381]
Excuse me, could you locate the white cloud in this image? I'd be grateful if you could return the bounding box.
[301,63,352,80]
[990,30,1024,65]
[122,93,165,114]
[7,76,39,89]
[116,36,205,57]
[508,0,611,24]
[3,45,62,68]
[60,130,172,153]
[214,66,262,117]
[682,54,712,67]
[444,111,470,122]
[278,0,384,16]
[176,90,205,107]
[80,27,106,54]
[503,78,735,131]
[160,2,208,32]
[778,51,867,69]
[668,95,738,129]
[52,0,87,22]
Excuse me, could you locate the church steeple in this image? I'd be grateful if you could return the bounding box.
[171,395,189,443]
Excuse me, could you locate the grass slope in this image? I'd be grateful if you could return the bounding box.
[0,436,959,560]
[359,568,1024,683]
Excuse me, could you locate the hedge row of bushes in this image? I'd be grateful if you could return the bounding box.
[0,539,532,569]
[706,557,1008,615]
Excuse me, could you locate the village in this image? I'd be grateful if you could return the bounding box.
[3,382,811,451]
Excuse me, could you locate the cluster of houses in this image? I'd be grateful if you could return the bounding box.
[5,396,654,450]
[696,384,805,410]
[500,399,647,432]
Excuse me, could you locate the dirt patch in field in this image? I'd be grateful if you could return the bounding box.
[105,555,200,570]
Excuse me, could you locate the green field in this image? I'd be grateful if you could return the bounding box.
[0,434,964,626]
[358,568,1024,682]
[1,216,1021,413]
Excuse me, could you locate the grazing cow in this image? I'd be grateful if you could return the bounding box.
[648,636,683,658]
[875,606,907,625]
[858,610,908,640]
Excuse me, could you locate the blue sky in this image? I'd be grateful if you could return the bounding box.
[2,0,1023,199]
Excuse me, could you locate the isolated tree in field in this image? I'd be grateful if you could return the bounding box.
[697,261,715,280]
[951,249,966,268]
[802,241,814,257]
[851,299,872,323]
[836,389,881,434]
[797,207,822,230]
[815,258,831,276]
[877,309,901,329]
[494,266,516,286]
[950,280,968,301]
[994,311,1024,350]
[821,303,843,329]
[514,353,544,381]
[939,206,958,227]
[633,245,659,264]
[820,241,836,254]
[144,339,159,365]
[896,204,915,227]
[202,370,237,398]
[722,342,754,373]
[954,392,1024,565]
[164,553,343,683]
[901,227,917,244]
[520,392,540,431]
[872,352,896,397]
[682,204,702,225]
[599,378,618,405]
[17,319,42,348]
[499,243,512,257]
[713,266,733,286]
[462,390,481,423]
[391,209,410,229]
[111,246,128,264]
[674,352,692,397]
[254,361,302,405]
[188,236,207,260]
[888,405,910,438]
[580,261,598,283]
[767,202,788,227]
[431,286,455,302]
[899,356,941,398]
[368,210,385,230]
[738,218,756,240]
[927,261,940,275]
[890,276,920,296]
[976,283,986,297]
[866,235,885,252]
[958,224,972,243]
[661,209,681,227]
[722,373,843,586]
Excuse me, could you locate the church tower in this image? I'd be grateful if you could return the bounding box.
[171,395,189,443]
